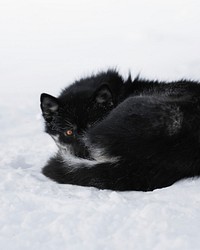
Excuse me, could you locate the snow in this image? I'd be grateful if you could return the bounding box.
[1,0,200,249]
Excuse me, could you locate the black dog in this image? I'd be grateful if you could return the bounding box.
[40,70,200,191]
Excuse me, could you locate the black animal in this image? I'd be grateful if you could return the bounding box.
[40,70,200,191]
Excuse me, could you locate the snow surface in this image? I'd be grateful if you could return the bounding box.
[1,0,200,249]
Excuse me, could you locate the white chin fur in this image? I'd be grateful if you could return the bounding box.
[51,134,119,168]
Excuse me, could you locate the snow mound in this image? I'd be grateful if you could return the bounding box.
[1,0,200,249]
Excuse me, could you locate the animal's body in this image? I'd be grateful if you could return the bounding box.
[40,70,200,191]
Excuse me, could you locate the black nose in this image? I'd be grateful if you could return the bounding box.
[76,128,84,135]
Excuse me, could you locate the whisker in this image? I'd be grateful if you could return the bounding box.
[64,119,74,128]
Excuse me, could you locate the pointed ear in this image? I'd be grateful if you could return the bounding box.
[40,93,59,120]
[93,84,113,105]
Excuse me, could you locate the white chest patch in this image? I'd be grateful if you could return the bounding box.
[82,135,120,163]
[89,146,120,164]
[51,134,119,169]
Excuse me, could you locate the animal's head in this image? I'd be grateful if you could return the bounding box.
[40,71,123,157]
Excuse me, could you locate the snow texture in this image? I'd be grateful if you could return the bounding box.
[1,0,200,249]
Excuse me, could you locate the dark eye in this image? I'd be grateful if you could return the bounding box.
[64,130,73,136]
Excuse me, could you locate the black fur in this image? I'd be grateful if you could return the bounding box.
[40,70,200,191]
[40,70,123,158]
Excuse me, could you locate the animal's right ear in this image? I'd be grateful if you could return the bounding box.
[93,84,113,106]
[40,93,59,120]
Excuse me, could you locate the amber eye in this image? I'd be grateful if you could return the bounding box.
[65,130,73,136]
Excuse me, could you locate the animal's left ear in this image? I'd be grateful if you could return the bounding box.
[94,84,113,106]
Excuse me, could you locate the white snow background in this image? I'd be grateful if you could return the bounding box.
[1,0,200,249]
